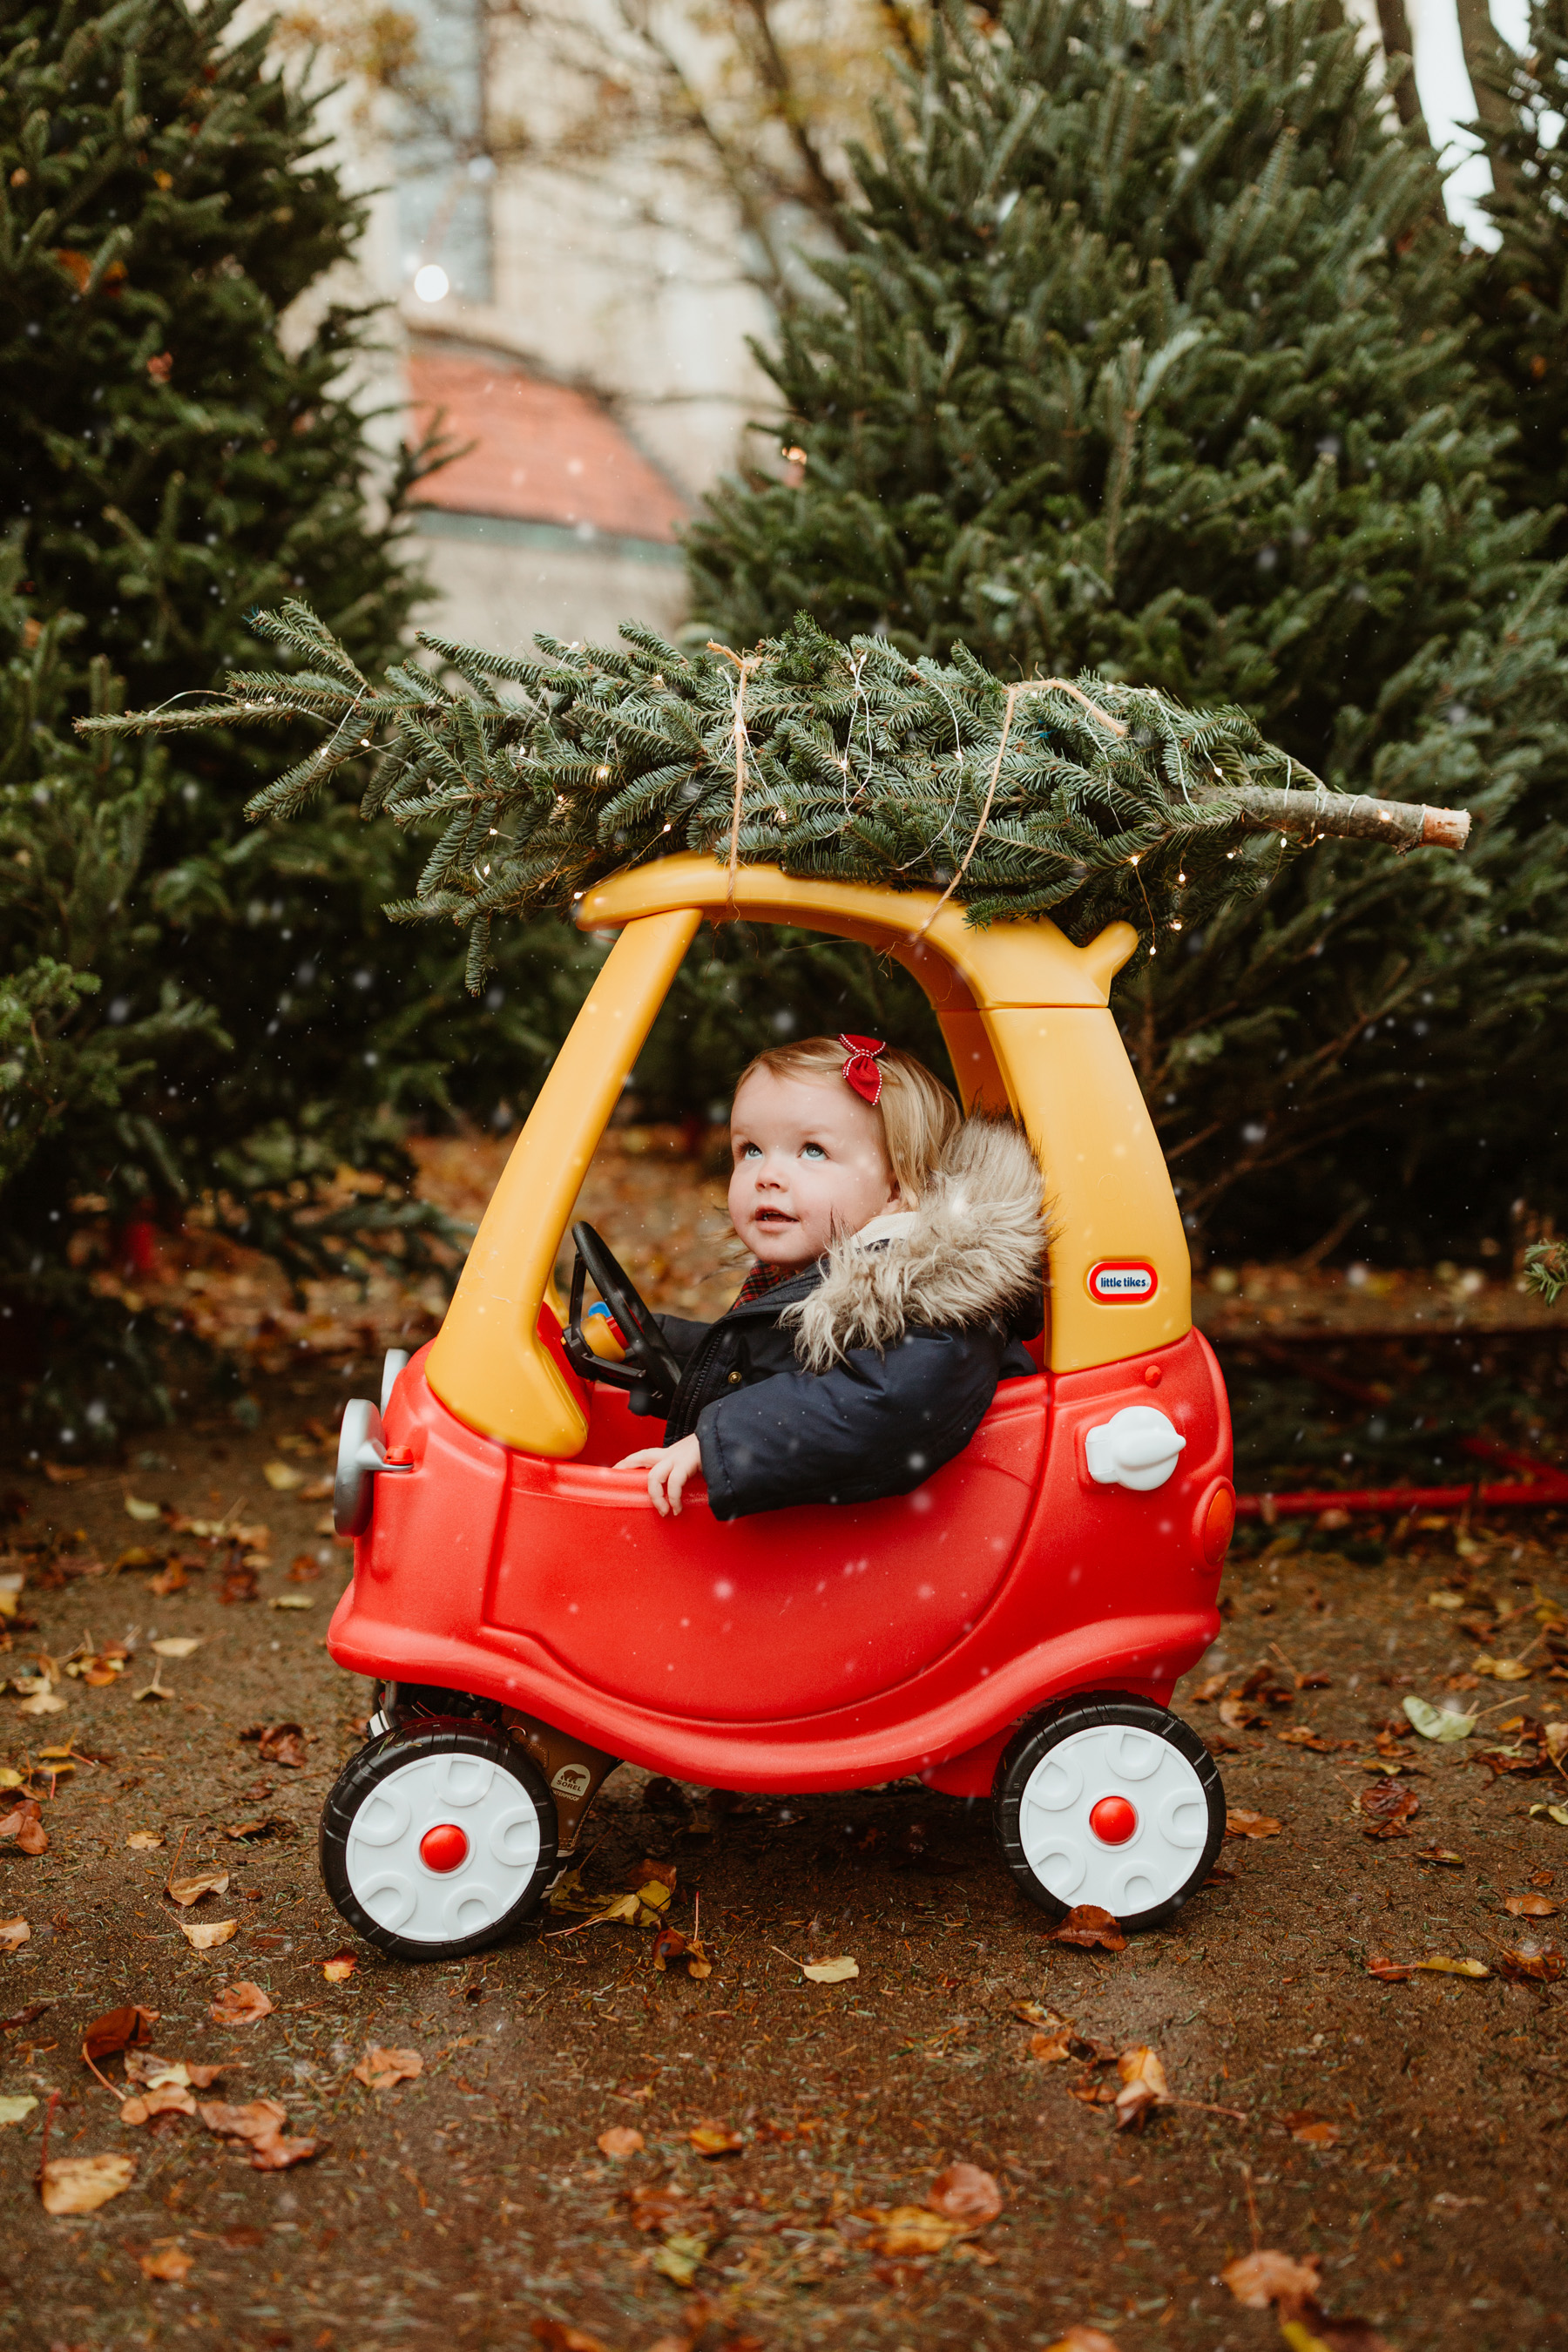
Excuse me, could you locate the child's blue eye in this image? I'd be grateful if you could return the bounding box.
[740,1143,760,1159]
[801,1143,825,1159]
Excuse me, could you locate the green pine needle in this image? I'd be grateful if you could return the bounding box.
[84,601,1375,990]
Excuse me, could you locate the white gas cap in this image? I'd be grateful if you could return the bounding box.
[1085,1403,1186,1491]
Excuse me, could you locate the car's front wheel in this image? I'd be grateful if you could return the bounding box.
[993,1690,1224,1931]
[321,1720,558,1962]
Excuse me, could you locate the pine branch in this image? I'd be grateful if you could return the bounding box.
[81,606,1473,991]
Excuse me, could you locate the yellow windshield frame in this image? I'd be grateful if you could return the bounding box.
[425,859,1186,1455]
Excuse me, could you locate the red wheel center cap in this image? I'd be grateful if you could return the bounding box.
[1089,1794,1139,1846]
[419,1822,470,1874]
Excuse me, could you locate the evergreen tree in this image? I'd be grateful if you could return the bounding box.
[1463,0,1568,538]
[686,0,1568,1259]
[0,0,595,1443]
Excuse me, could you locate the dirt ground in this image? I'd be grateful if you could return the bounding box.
[2,1369,1566,2352]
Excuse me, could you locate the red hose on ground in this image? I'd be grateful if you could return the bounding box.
[1234,1438,1568,1521]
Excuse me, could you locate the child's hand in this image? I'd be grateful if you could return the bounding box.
[614,1433,704,1518]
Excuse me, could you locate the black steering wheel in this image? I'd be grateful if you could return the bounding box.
[562,1222,684,1412]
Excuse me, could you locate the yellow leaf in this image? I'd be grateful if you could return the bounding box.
[0,2093,38,2125]
[801,1955,859,1984]
[150,1638,200,1659]
[40,2153,136,2214]
[268,1594,314,1611]
[263,1463,305,1492]
[651,2233,708,2285]
[123,1496,161,1522]
[126,1830,164,1850]
[1412,1956,1490,1977]
[0,1768,21,1789]
[178,1917,238,1950]
[17,1691,67,1716]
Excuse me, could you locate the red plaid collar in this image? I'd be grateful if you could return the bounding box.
[730,1259,794,1309]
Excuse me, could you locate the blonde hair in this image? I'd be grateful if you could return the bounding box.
[733,1037,961,1203]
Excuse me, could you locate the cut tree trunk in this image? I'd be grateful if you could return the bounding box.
[1206,785,1470,852]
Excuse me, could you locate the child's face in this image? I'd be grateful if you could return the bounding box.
[728,1068,905,1269]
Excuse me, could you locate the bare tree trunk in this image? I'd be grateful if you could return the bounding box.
[1375,0,1429,139]
[1455,0,1518,203]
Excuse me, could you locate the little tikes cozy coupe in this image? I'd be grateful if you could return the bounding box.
[322,861,1234,1961]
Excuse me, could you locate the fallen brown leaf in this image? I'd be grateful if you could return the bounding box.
[120,2084,197,2126]
[40,2152,137,2214]
[322,1950,356,1983]
[928,2161,1003,2223]
[862,2204,969,2256]
[531,2323,610,2352]
[0,1801,49,1855]
[353,2044,422,2090]
[126,1829,164,1850]
[138,2244,193,2284]
[1044,2331,1121,2352]
[251,1721,308,1768]
[1046,1904,1127,1950]
[1283,2110,1343,2146]
[178,1916,237,1951]
[1365,1953,1414,1983]
[82,2004,158,2064]
[1113,2045,1170,2132]
[1219,1696,1263,1732]
[1191,1673,1227,1702]
[1495,1940,1565,1984]
[1504,1892,1559,1917]
[1029,2027,1076,2064]
[1415,1847,1464,1867]
[597,2126,645,2158]
[125,2051,221,2090]
[1358,1780,1419,1839]
[198,2097,287,2142]
[248,2130,325,2170]
[688,2121,744,2157]
[1223,2248,1322,2308]
[166,1869,229,1908]
[1225,1808,1282,1840]
[209,1980,273,2026]
[0,1917,29,1954]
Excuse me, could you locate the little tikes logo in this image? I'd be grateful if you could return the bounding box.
[1086,1260,1159,1303]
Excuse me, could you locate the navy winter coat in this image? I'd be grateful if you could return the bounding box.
[639,1116,1048,1522]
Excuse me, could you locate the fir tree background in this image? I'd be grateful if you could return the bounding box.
[0,0,605,1442]
[686,0,1568,1266]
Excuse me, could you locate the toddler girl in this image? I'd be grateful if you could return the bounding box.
[615,1034,1047,1519]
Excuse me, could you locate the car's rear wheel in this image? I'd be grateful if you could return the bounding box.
[321,1720,558,1961]
[993,1690,1224,1931]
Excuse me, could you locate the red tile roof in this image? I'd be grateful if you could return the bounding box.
[407,349,686,544]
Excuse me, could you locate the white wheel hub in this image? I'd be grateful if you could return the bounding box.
[1018,1722,1209,1916]
[345,1751,542,1943]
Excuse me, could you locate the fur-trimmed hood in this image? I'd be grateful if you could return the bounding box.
[782,1116,1051,1372]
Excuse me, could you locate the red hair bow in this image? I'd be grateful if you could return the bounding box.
[839,1033,886,1106]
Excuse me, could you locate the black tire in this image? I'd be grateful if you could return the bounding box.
[993,1688,1224,1932]
[321,1719,558,1962]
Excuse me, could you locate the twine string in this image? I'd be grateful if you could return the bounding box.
[708,641,759,905]
[916,676,1127,939]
